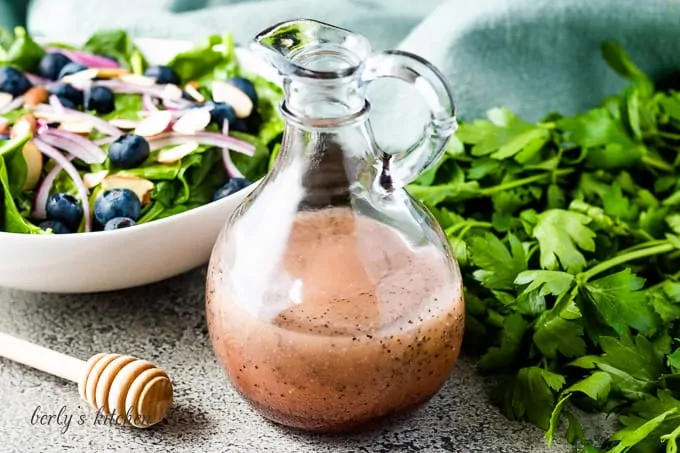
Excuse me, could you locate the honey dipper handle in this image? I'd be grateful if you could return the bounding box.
[0,332,85,383]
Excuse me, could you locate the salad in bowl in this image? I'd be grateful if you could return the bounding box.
[0,27,284,292]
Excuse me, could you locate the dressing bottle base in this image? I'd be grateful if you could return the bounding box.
[236,386,444,434]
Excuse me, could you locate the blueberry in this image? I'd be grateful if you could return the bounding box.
[230,119,248,133]
[227,77,258,105]
[48,82,83,106]
[84,85,115,114]
[0,134,9,140]
[104,217,136,231]
[94,189,141,225]
[213,178,252,201]
[231,109,262,134]
[108,134,150,169]
[45,193,83,231]
[209,102,236,128]
[0,67,32,97]
[144,65,180,85]
[56,96,77,110]
[58,62,88,79]
[38,53,72,81]
[39,220,72,234]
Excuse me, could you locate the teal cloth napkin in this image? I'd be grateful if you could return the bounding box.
[9,0,680,122]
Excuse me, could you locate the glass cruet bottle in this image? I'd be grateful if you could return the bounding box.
[206,18,464,432]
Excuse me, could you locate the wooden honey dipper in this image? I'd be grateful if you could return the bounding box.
[0,332,173,428]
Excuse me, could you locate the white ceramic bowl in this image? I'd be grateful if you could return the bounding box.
[0,38,279,293]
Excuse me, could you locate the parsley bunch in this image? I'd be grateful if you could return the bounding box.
[408,43,680,452]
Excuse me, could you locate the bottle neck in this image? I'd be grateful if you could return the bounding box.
[282,75,367,124]
[272,110,378,210]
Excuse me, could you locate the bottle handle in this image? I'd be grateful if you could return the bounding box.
[361,50,458,189]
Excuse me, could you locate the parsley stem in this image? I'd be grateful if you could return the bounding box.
[616,239,669,256]
[580,242,675,282]
[642,154,674,172]
[656,131,680,140]
[477,169,575,196]
[445,220,492,236]
[660,419,680,445]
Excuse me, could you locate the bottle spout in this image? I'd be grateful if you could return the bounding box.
[250,19,372,80]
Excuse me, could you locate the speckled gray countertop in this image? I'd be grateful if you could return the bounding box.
[0,267,577,453]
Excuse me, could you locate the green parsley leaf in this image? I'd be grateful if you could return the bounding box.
[456,107,550,160]
[599,335,663,382]
[477,313,529,371]
[600,42,654,99]
[532,209,596,273]
[515,270,575,296]
[647,287,680,324]
[565,371,613,402]
[546,395,571,446]
[668,348,680,373]
[558,107,636,149]
[603,183,636,220]
[607,408,679,453]
[499,366,565,430]
[533,316,586,359]
[581,270,659,337]
[469,233,527,290]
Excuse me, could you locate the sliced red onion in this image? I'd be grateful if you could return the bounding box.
[33,138,92,232]
[92,80,192,106]
[49,95,65,115]
[32,155,75,219]
[40,128,107,164]
[34,104,122,137]
[220,120,244,178]
[0,95,25,114]
[142,93,159,112]
[45,47,120,69]
[24,72,51,86]
[221,148,243,178]
[37,119,49,134]
[148,132,255,156]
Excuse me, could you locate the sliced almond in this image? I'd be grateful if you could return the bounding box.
[161,84,183,101]
[157,141,199,164]
[171,108,210,135]
[212,80,253,118]
[109,118,140,130]
[96,68,131,79]
[60,68,100,83]
[83,170,108,189]
[10,114,37,138]
[59,120,93,135]
[119,74,157,86]
[22,141,43,190]
[23,86,49,107]
[133,111,173,137]
[0,92,14,111]
[101,174,154,204]
[33,110,63,122]
[183,83,205,103]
